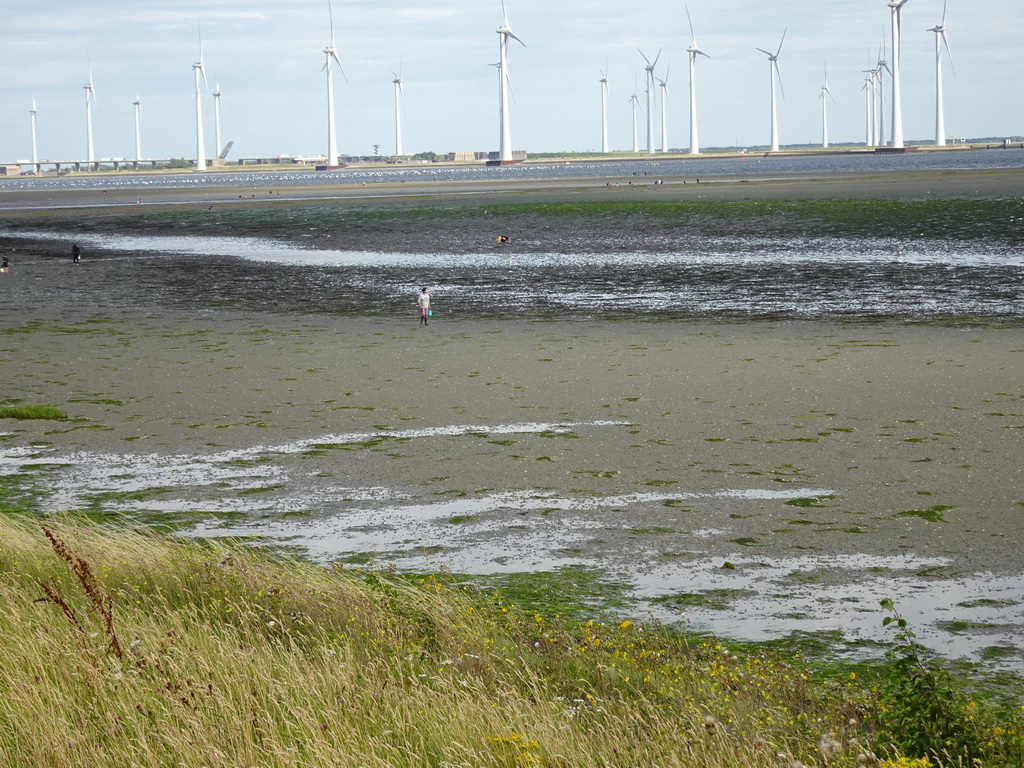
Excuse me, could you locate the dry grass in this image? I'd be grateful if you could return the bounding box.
[0,514,1003,767]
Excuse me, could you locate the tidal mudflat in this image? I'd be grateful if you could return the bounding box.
[1,168,1022,672]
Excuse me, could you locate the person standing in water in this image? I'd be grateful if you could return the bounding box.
[417,287,431,326]
[71,244,82,264]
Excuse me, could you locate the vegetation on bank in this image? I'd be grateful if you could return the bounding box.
[0,509,1020,767]
[0,404,66,421]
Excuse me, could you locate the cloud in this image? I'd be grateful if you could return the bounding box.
[388,8,463,22]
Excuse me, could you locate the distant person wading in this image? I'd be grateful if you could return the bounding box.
[417,287,431,326]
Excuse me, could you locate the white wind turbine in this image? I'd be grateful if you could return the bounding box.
[392,64,406,156]
[629,78,641,152]
[496,1,525,163]
[599,63,609,153]
[212,81,223,159]
[756,30,786,152]
[84,63,97,164]
[929,0,954,146]
[132,95,142,162]
[875,35,891,147]
[862,70,876,147]
[29,99,39,166]
[638,49,660,155]
[685,5,710,156]
[888,0,909,149]
[192,26,208,171]
[819,63,836,148]
[323,0,346,168]
[658,66,670,153]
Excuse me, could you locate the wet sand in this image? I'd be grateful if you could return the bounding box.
[1,167,1023,663]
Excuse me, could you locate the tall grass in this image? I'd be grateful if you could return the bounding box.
[0,404,66,421]
[0,514,1018,767]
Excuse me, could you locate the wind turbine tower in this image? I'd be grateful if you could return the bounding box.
[323,0,346,168]
[193,27,208,171]
[84,67,97,164]
[638,50,660,155]
[685,5,710,156]
[496,1,525,163]
[819,64,836,148]
[629,80,641,153]
[29,99,38,166]
[756,30,786,153]
[658,67,670,153]
[888,0,909,149]
[133,95,142,162]
[392,66,405,156]
[599,65,609,153]
[212,82,223,159]
[862,72,876,147]
[929,0,954,146]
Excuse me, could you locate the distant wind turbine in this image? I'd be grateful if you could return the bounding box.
[685,5,710,156]
[756,29,786,152]
[212,81,223,160]
[323,0,347,167]
[888,0,909,149]
[132,95,142,162]
[875,33,891,146]
[658,66,670,153]
[862,62,876,147]
[193,26,208,171]
[29,99,38,166]
[638,49,660,155]
[496,1,525,163]
[84,62,97,164]
[819,63,836,148]
[392,64,405,156]
[929,0,955,146]
[629,77,641,153]
[599,63,609,153]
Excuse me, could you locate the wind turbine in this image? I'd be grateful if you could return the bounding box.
[496,1,525,163]
[193,26,208,171]
[629,77,641,152]
[685,5,710,156]
[29,99,38,166]
[819,63,836,148]
[756,29,786,152]
[132,95,142,162]
[875,34,891,146]
[862,70,876,147]
[392,64,406,156]
[658,66,670,153]
[599,63,609,153]
[84,62,97,164]
[323,0,346,167]
[888,0,909,149]
[863,53,879,147]
[212,81,223,160]
[929,0,954,146]
[638,49,660,155]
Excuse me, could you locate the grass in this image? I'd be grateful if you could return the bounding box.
[0,513,1021,766]
[0,404,66,421]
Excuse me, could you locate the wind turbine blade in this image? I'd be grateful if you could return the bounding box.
[328,0,336,44]
[775,28,787,57]
[775,61,785,100]
[756,48,773,58]
[942,31,955,76]
[941,0,948,25]
[507,30,525,47]
[638,49,651,66]
[333,52,348,83]
[652,49,661,68]
[686,4,696,44]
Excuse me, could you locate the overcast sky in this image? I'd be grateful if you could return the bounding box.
[1,0,1020,163]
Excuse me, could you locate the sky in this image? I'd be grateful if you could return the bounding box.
[1,0,1021,163]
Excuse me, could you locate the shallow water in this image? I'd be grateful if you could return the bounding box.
[7,229,1024,321]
